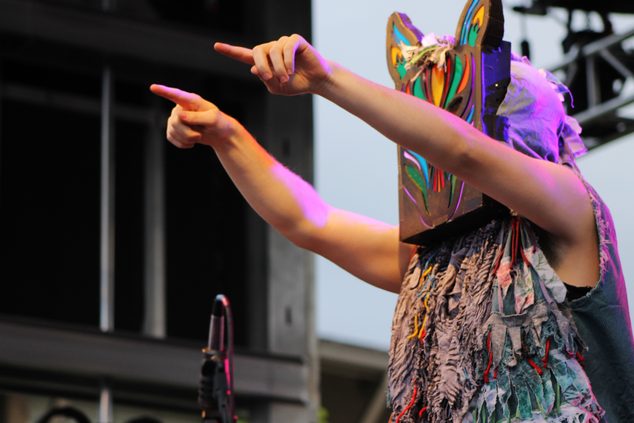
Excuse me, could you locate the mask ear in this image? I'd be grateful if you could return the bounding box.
[452,0,509,145]
[386,12,423,88]
[454,0,504,49]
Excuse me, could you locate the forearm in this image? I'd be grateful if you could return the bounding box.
[315,62,477,174]
[211,122,328,243]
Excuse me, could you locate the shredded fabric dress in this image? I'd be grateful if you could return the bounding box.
[387,214,604,423]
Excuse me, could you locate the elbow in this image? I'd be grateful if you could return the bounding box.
[279,218,321,251]
[275,205,330,251]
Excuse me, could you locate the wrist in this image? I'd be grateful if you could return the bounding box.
[310,60,338,97]
[199,113,245,151]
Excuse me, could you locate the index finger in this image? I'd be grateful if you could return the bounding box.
[150,84,202,111]
[214,42,255,65]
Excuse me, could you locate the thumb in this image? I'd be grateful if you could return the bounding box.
[179,109,222,127]
[150,84,212,111]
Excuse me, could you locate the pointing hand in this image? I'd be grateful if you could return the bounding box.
[150,84,239,149]
[214,34,332,96]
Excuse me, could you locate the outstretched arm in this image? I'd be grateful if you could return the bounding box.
[150,84,413,293]
[216,35,598,287]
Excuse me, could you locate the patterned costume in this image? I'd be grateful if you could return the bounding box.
[387,180,634,422]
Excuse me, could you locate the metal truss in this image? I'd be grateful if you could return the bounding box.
[550,28,634,148]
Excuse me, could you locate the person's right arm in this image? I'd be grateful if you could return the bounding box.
[150,84,413,293]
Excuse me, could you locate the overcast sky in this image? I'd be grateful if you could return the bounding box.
[312,0,634,349]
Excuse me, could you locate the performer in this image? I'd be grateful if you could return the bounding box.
[150,18,634,423]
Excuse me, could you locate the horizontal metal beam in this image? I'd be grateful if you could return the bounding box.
[0,319,308,404]
[582,118,634,149]
[574,93,634,126]
[3,82,150,123]
[550,28,634,72]
[544,0,634,14]
[0,0,249,77]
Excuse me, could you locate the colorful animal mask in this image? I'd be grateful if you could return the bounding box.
[387,0,511,244]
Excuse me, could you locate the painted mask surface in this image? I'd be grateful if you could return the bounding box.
[387,0,510,244]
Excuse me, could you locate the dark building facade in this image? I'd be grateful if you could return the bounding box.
[0,1,317,421]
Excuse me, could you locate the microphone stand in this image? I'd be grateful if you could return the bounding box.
[198,294,237,423]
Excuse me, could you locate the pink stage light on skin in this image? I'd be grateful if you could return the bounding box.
[271,162,399,235]
[271,163,329,229]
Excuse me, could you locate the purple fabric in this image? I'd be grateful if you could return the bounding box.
[496,59,587,169]
[498,60,565,164]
